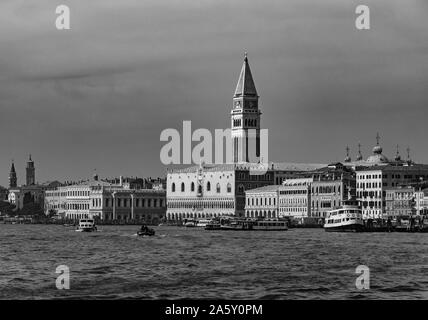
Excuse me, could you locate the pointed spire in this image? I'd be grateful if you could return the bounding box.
[356,143,363,161]
[10,160,16,173]
[344,146,351,162]
[407,146,412,163]
[395,144,401,161]
[234,52,258,97]
[373,133,383,155]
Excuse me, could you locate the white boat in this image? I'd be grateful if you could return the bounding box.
[184,219,197,227]
[76,218,97,232]
[324,199,364,232]
[195,219,211,227]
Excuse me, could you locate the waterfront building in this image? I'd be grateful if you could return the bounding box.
[309,164,356,218]
[245,185,279,218]
[414,188,428,216]
[384,186,415,218]
[166,163,274,221]
[279,178,312,219]
[44,174,166,223]
[166,161,326,221]
[356,165,428,219]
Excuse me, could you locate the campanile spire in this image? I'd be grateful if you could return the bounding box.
[231,53,261,163]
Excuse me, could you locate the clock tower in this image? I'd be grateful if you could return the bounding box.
[231,53,261,163]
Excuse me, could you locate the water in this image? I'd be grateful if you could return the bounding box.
[0,225,427,299]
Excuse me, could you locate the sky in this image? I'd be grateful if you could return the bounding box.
[1,0,428,186]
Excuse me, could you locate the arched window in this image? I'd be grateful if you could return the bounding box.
[238,184,244,194]
[172,183,176,192]
[191,182,195,192]
[207,181,211,191]
[216,183,221,193]
[181,182,185,192]
[227,183,232,193]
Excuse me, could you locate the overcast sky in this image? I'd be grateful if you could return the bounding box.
[1,0,428,186]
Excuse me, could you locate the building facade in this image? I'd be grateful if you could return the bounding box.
[356,164,428,219]
[245,185,279,219]
[44,175,166,224]
[166,163,274,221]
[384,187,415,218]
[279,178,312,219]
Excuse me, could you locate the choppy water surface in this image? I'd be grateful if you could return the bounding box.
[0,225,427,299]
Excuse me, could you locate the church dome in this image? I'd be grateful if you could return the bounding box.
[373,145,383,154]
[367,133,389,163]
[366,153,389,163]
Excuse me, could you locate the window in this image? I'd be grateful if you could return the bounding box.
[181,182,185,192]
[191,182,195,192]
[216,183,221,193]
[172,183,176,192]
[227,183,232,193]
[207,181,211,191]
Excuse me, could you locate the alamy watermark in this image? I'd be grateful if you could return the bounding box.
[355,265,370,290]
[160,121,269,174]
[55,265,70,290]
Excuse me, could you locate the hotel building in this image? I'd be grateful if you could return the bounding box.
[44,174,166,224]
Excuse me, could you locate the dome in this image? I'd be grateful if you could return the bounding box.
[366,154,389,163]
[373,145,383,154]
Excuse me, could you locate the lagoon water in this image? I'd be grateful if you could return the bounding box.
[0,224,427,299]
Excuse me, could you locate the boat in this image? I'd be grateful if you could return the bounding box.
[218,218,253,230]
[137,227,155,237]
[324,199,364,232]
[184,219,197,227]
[76,218,97,232]
[196,219,211,227]
[252,219,288,231]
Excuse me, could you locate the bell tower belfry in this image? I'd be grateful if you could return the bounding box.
[26,154,35,186]
[231,53,261,163]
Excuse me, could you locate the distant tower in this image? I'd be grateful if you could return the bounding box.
[9,160,17,188]
[26,154,35,186]
[406,146,413,164]
[395,144,402,162]
[231,53,261,163]
[344,146,351,162]
[356,143,363,161]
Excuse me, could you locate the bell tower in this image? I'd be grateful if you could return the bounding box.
[26,154,35,186]
[231,53,261,163]
[9,160,17,188]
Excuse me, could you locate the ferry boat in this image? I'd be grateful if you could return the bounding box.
[76,218,97,232]
[324,199,364,232]
[252,219,288,231]
[204,217,288,231]
[204,219,222,230]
